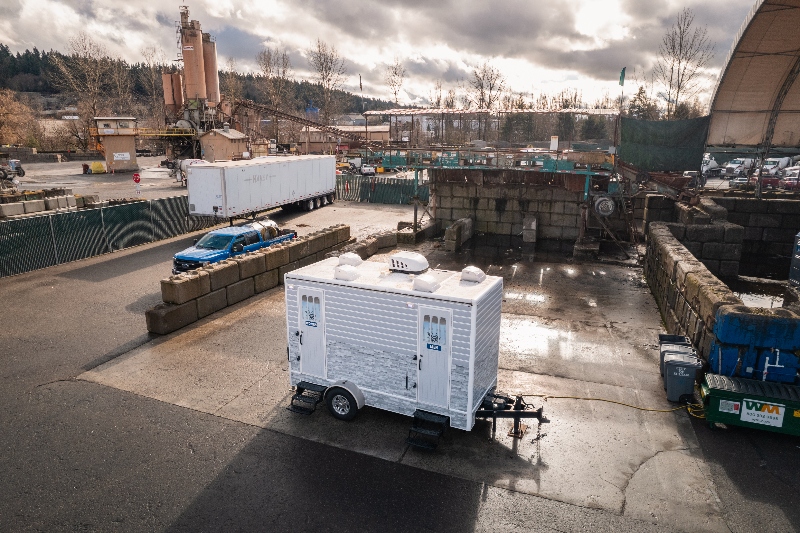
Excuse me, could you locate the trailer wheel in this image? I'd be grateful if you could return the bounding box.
[314,197,321,209]
[327,194,334,204]
[326,388,358,421]
[320,195,327,206]
[306,199,315,211]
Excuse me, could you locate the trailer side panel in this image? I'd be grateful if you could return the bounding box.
[471,280,503,422]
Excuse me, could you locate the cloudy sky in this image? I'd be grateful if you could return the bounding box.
[0,0,756,106]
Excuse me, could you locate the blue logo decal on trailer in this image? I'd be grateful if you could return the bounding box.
[426,343,441,351]
[305,321,317,327]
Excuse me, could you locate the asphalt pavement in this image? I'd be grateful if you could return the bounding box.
[1,200,798,532]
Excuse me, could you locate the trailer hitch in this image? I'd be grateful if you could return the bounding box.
[475,394,544,441]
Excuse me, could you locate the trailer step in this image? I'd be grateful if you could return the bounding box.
[405,436,439,450]
[407,410,450,450]
[287,381,327,415]
[411,409,449,425]
[408,426,443,438]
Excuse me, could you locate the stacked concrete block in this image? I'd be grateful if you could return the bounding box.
[226,278,255,305]
[0,203,24,217]
[22,200,45,214]
[161,270,211,304]
[146,301,199,335]
[444,217,474,252]
[197,289,228,318]
[233,252,266,279]
[206,260,240,291]
[146,225,356,334]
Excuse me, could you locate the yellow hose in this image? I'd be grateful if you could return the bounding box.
[521,394,706,419]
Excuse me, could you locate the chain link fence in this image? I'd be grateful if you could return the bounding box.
[0,196,218,278]
[336,175,429,204]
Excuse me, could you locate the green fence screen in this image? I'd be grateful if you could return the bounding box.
[619,116,710,172]
[336,175,429,204]
[0,196,217,278]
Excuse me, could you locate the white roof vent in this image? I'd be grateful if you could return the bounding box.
[413,273,440,293]
[461,266,486,283]
[338,252,363,267]
[388,251,429,273]
[334,264,360,281]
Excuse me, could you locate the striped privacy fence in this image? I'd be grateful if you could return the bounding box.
[0,196,218,278]
[336,175,429,204]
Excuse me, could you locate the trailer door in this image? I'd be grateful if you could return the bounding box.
[299,288,325,378]
[418,308,451,408]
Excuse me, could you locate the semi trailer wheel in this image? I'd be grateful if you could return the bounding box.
[326,388,358,421]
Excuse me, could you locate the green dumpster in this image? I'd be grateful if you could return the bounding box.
[701,373,800,435]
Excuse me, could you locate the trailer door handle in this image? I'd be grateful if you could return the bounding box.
[299,332,303,345]
[419,358,422,370]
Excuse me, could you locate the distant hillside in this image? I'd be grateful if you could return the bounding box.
[0,43,398,115]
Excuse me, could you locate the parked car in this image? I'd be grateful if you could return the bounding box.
[780,177,800,190]
[748,174,781,188]
[729,176,750,189]
[172,220,296,274]
[780,166,800,190]
[360,164,376,176]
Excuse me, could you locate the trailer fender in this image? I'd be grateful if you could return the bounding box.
[326,380,365,410]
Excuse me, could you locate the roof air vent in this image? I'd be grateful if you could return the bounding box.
[334,264,360,281]
[338,252,363,267]
[387,251,429,273]
[461,266,486,283]
[413,273,440,293]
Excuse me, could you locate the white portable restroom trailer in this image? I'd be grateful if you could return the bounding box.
[186,155,336,218]
[284,252,504,432]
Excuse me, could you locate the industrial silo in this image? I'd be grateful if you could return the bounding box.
[202,33,220,106]
[180,8,207,102]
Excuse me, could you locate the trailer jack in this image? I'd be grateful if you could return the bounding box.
[475,393,545,441]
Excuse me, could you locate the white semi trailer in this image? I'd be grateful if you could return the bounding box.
[186,155,336,218]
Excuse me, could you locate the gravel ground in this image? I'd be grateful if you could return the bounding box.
[15,156,186,200]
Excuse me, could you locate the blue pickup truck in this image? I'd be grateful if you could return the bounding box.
[173,220,296,274]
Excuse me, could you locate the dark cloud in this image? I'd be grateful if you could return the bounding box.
[0,0,758,99]
[215,27,269,64]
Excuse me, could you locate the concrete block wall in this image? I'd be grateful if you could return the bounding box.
[645,222,800,384]
[433,182,583,240]
[146,225,351,334]
[710,197,800,259]
[645,195,745,278]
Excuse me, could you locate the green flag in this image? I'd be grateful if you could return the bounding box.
[619,67,626,86]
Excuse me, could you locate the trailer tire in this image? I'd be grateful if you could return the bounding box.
[306,199,315,211]
[325,387,358,421]
[314,197,321,209]
[327,194,334,204]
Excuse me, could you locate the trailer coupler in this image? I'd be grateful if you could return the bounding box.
[475,394,544,440]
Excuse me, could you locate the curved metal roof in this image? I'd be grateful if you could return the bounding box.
[707,0,800,153]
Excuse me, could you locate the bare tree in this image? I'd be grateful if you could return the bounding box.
[140,46,167,127]
[0,89,37,146]
[256,46,294,141]
[108,59,134,115]
[307,39,346,124]
[654,8,714,120]
[385,57,406,105]
[468,61,505,110]
[467,61,505,139]
[428,79,443,108]
[49,32,114,150]
[220,58,243,105]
